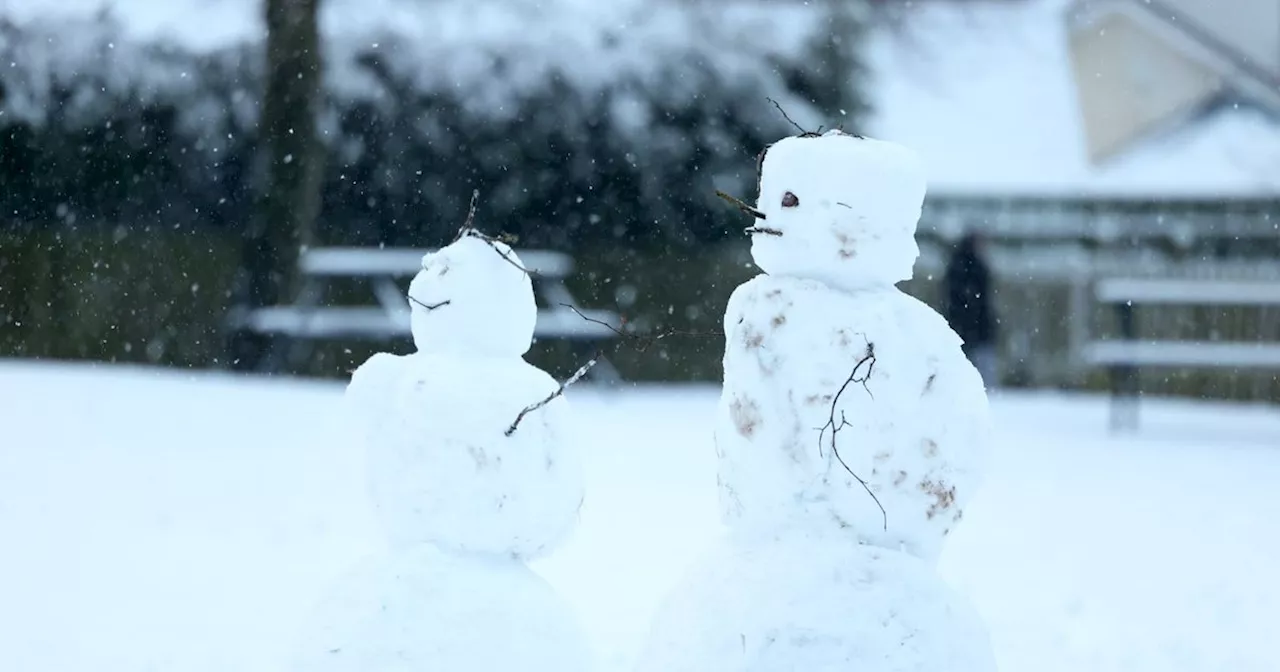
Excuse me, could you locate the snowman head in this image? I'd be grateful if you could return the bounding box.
[407,233,537,357]
[747,131,926,291]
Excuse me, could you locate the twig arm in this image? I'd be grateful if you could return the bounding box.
[814,339,886,529]
[505,356,599,436]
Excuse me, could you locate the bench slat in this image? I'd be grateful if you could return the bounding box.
[240,306,620,341]
[299,247,574,278]
[1084,341,1280,368]
[1095,279,1280,306]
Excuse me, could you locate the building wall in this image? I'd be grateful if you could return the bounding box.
[1069,10,1224,161]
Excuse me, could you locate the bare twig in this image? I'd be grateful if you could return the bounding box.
[832,128,866,140]
[463,188,480,231]
[769,98,804,134]
[508,300,717,437]
[715,189,767,220]
[815,339,886,529]
[746,225,783,237]
[561,304,625,336]
[766,97,820,137]
[559,303,717,354]
[505,355,599,436]
[505,301,716,429]
[762,97,814,136]
[450,189,481,243]
[407,296,450,311]
[505,303,716,429]
[448,189,535,278]
[470,234,533,277]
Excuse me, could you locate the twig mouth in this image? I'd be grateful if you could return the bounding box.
[745,226,784,237]
[409,296,451,311]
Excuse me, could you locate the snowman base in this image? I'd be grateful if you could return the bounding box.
[291,543,592,671]
[634,536,996,672]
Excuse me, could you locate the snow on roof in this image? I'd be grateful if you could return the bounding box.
[866,0,1280,199]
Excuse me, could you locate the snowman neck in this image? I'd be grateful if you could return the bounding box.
[417,538,531,564]
[773,270,903,295]
[726,506,862,546]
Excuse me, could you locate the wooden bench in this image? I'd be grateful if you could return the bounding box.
[230,246,623,382]
[1083,278,1280,430]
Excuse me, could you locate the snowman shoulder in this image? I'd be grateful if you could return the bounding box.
[460,360,569,430]
[724,274,820,329]
[890,291,992,427]
[464,358,573,430]
[345,351,411,413]
[892,289,967,351]
[356,354,565,431]
[724,274,768,320]
[889,292,987,388]
[498,359,564,402]
[347,351,407,391]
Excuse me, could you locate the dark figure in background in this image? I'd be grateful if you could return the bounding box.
[944,233,998,388]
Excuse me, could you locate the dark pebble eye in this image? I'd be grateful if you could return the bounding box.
[782,191,799,208]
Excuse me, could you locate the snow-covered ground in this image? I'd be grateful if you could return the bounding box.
[1,360,1278,671]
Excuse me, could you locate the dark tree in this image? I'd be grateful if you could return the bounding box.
[796,0,871,124]
[230,0,325,371]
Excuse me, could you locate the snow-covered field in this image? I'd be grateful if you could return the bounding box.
[1,360,1278,671]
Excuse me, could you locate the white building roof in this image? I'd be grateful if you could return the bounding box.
[865,0,1280,199]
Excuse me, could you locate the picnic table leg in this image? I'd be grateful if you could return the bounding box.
[586,350,623,386]
[274,277,325,374]
[1109,301,1139,431]
[259,337,289,374]
[536,280,623,385]
[371,276,411,319]
[1068,277,1090,384]
[255,326,287,375]
[553,339,622,386]
[226,311,271,373]
[1109,363,1140,431]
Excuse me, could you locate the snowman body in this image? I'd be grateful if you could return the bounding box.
[716,273,988,560]
[294,234,590,671]
[636,132,995,672]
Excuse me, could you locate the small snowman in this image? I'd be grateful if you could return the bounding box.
[634,131,997,672]
[291,226,592,671]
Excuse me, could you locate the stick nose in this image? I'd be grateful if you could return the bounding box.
[715,190,767,220]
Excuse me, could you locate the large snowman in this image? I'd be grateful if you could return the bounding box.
[634,131,997,671]
[291,229,592,671]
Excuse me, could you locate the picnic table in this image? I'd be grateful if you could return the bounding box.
[229,246,623,382]
[1083,277,1280,430]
